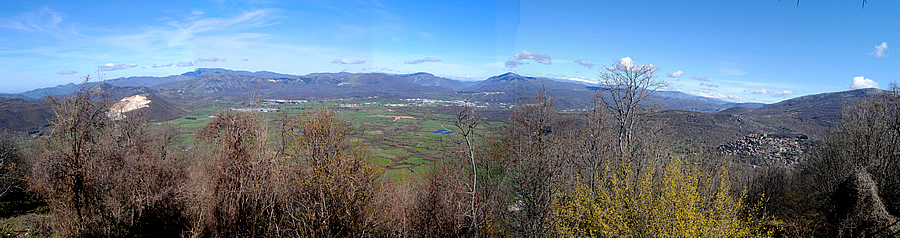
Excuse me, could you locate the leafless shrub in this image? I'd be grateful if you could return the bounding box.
[185,111,276,237]
[408,158,474,237]
[376,181,416,237]
[184,106,391,237]
[0,131,26,201]
[27,76,187,237]
[276,106,385,237]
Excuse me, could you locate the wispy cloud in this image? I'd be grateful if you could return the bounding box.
[99,63,138,71]
[56,70,77,75]
[750,88,795,97]
[690,76,709,81]
[0,7,64,32]
[505,50,551,68]
[718,79,799,90]
[688,91,748,103]
[847,76,879,89]
[699,82,719,88]
[101,9,277,56]
[167,9,275,42]
[177,61,194,67]
[870,42,888,57]
[667,70,683,78]
[574,59,594,68]
[404,57,440,64]
[196,57,226,63]
[332,58,365,64]
[719,62,747,76]
[151,63,173,68]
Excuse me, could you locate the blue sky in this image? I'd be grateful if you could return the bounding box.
[0,0,896,103]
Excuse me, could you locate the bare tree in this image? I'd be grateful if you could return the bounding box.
[598,58,665,155]
[574,98,618,189]
[504,93,563,237]
[453,101,481,231]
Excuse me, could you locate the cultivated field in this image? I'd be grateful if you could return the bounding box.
[163,97,507,182]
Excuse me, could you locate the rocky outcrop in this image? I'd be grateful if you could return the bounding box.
[108,94,151,120]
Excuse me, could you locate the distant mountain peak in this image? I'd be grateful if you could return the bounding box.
[408,72,434,76]
[487,72,527,82]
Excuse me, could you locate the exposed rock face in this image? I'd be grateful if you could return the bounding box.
[108,94,151,119]
[833,170,899,237]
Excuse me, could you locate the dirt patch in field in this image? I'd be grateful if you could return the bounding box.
[370,115,416,122]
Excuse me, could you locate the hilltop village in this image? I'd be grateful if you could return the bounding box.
[718,133,808,166]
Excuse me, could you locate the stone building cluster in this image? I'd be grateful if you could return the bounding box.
[717,133,807,166]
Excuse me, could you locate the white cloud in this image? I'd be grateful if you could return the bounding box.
[616,57,634,70]
[567,77,599,84]
[504,50,552,68]
[332,58,365,64]
[610,57,658,72]
[574,59,594,68]
[870,42,888,57]
[690,76,709,81]
[847,76,879,89]
[404,57,441,64]
[56,70,77,75]
[99,63,138,71]
[667,70,683,78]
[176,61,194,67]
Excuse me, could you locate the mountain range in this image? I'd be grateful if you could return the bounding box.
[0,68,880,146]
[1,68,759,110]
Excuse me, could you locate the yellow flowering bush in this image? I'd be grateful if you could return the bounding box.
[551,158,777,237]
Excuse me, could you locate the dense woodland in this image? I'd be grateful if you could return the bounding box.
[1,67,899,237]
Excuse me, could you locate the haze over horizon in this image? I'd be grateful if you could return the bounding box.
[1,0,897,103]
